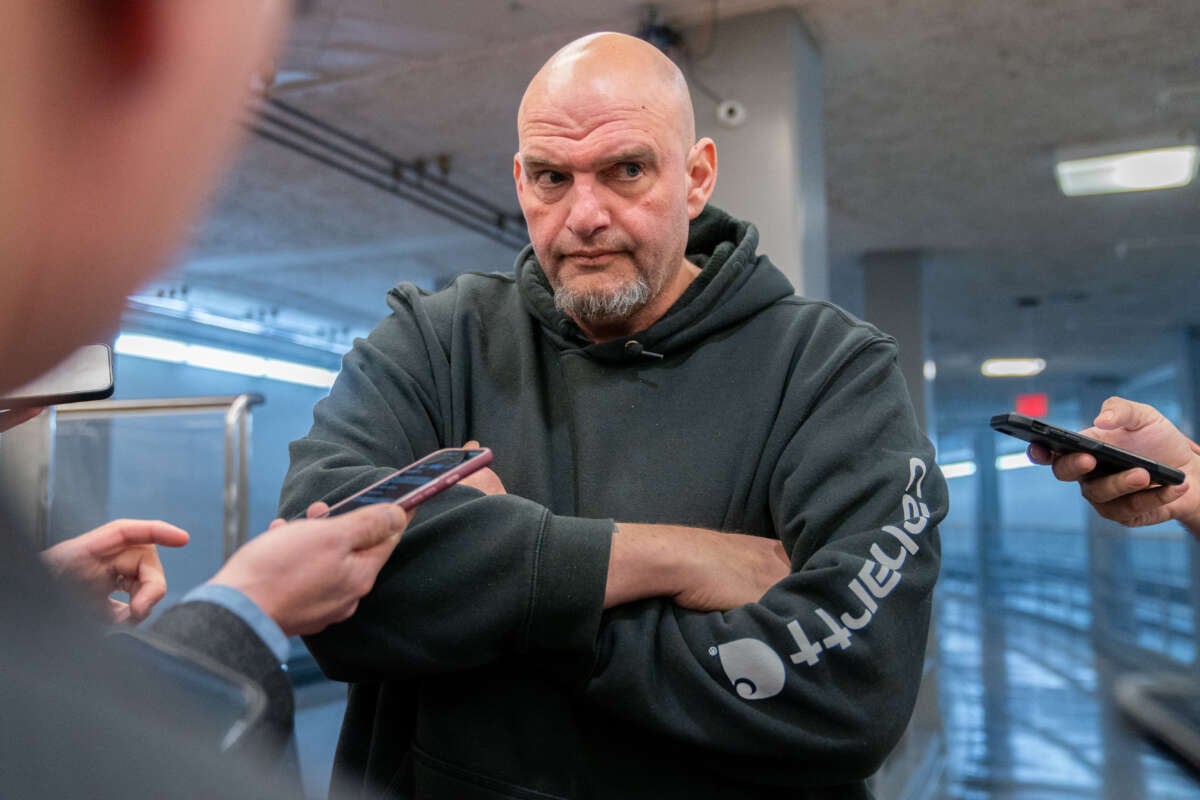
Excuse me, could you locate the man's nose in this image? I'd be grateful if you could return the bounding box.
[565,180,610,239]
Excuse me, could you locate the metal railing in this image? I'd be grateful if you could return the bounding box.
[10,394,264,560]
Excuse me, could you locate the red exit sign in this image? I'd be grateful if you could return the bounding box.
[1015,393,1048,418]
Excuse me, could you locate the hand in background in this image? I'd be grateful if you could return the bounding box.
[41,519,190,623]
[210,502,407,636]
[1028,396,1200,532]
[457,440,507,496]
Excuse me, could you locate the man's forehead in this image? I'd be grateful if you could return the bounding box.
[520,61,691,137]
[523,75,671,124]
[518,117,669,168]
[519,93,682,149]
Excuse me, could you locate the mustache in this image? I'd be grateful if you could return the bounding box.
[552,237,632,258]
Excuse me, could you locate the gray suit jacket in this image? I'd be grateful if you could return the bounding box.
[0,521,298,799]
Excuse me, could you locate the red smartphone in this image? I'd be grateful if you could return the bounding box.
[321,447,493,516]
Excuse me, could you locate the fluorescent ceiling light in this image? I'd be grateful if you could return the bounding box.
[114,333,188,364]
[186,344,268,378]
[981,358,1046,378]
[937,456,1037,477]
[940,460,976,479]
[996,452,1036,471]
[261,361,340,387]
[115,333,337,388]
[1055,132,1197,196]
[125,294,353,356]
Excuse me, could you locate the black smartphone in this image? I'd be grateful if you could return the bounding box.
[321,447,493,516]
[990,412,1185,485]
[0,343,115,409]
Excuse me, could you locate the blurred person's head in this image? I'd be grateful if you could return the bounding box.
[513,32,717,342]
[0,0,288,393]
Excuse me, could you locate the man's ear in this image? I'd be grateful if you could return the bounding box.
[513,153,526,203]
[685,138,718,218]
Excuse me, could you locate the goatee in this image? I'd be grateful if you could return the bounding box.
[554,278,651,325]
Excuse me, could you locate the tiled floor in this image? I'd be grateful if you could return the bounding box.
[291,572,1200,800]
[936,571,1200,799]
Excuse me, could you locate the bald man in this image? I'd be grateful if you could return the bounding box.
[282,32,946,800]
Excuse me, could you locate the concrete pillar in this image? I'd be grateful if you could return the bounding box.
[1079,377,1144,797]
[974,426,1002,587]
[1079,378,1133,645]
[1176,326,1200,439]
[1177,328,1200,666]
[686,8,828,300]
[972,425,1014,776]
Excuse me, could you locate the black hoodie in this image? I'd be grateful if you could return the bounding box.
[281,205,947,799]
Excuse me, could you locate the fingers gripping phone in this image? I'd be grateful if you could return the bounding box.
[990,413,1185,486]
[321,447,493,517]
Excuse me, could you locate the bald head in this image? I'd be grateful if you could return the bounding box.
[518,32,696,152]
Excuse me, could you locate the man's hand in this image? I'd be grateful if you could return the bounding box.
[458,440,507,495]
[1027,396,1200,533]
[41,519,190,623]
[605,524,790,611]
[209,502,407,637]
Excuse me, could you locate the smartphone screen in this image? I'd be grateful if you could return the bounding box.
[323,447,493,516]
[0,343,115,409]
[990,412,1185,485]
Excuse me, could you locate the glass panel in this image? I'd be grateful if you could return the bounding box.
[47,412,229,611]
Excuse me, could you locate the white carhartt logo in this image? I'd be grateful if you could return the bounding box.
[715,638,785,700]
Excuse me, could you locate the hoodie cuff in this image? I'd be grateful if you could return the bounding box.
[524,512,614,660]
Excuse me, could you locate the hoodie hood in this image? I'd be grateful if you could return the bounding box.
[516,205,796,363]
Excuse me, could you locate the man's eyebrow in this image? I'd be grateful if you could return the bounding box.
[598,148,658,168]
[519,147,659,173]
[520,155,561,171]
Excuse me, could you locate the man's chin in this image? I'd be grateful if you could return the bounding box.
[553,281,651,326]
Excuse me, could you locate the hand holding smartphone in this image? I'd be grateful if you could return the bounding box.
[990,413,1185,486]
[320,447,493,517]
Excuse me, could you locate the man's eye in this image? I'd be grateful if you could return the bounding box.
[535,171,567,186]
[618,163,643,179]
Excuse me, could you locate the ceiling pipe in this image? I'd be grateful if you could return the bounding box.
[248,97,529,251]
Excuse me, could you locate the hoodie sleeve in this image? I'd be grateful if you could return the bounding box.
[277,290,448,520]
[279,287,614,681]
[302,491,614,682]
[580,340,947,786]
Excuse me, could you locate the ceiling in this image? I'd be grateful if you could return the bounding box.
[148,0,1200,435]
